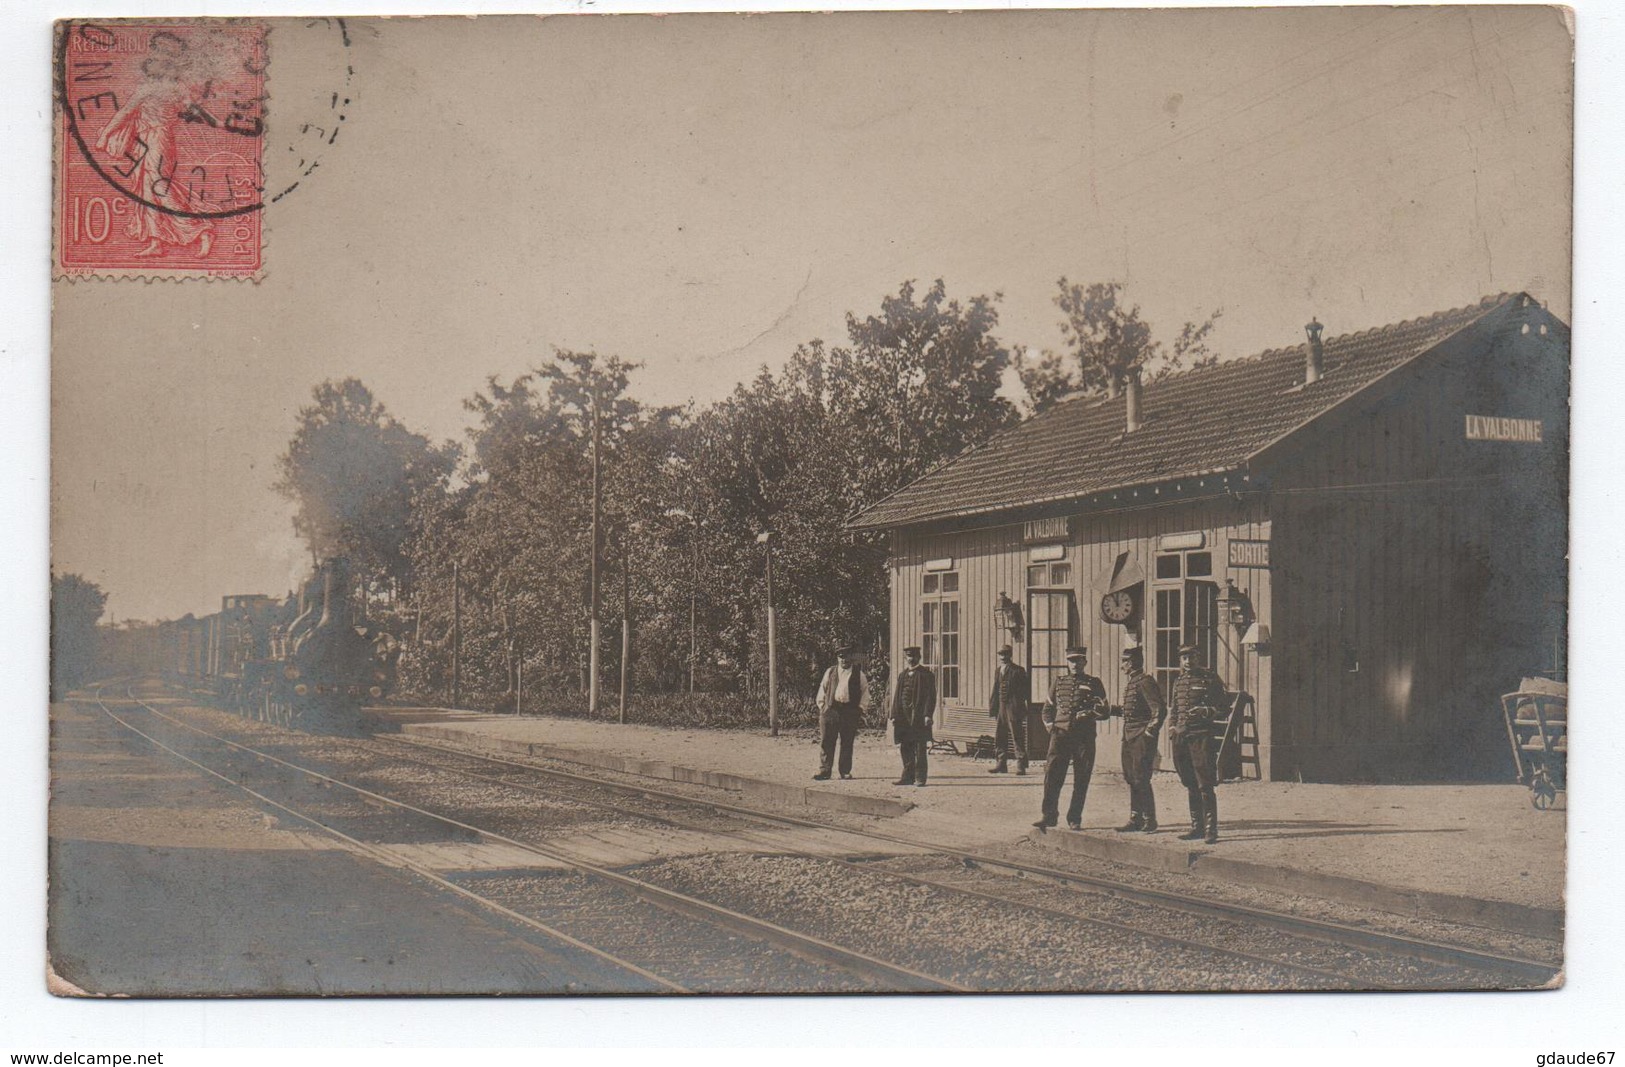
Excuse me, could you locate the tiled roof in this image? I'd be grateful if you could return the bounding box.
[848,293,1530,531]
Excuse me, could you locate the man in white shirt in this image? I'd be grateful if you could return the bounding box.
[814,644,870,780]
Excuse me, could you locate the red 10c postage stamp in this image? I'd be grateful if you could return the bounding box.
[55,21,269,280]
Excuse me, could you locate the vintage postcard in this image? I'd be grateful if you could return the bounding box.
[49,8,1572,998]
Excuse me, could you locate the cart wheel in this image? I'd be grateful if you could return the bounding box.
[1531,773,1557,810]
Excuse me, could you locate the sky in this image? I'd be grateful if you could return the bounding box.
[48,6,1572,623]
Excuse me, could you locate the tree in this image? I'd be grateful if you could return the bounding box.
[275,378,457,595]
[393,280,1020,713]
[679,280,1018,691]
[1055,279,1158,398]
[1163,311,1224,378]
[401,350,689,706]
[1013,345,1080,416]
[51,572,107,697]
[1023,279,1223,414]
[829,278,1017,502]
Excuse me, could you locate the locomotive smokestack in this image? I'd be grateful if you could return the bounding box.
[316,561,337,629]
[316,558,352,630]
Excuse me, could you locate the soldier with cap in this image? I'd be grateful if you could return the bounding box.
[886,644,937,786]
[1168,641,1226,842]
[1116,645,1167,833]
[814,644,870,781]
[1034,645,1110,830]
[987,644,1031,774]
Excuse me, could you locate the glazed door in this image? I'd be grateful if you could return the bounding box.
[1153,579,1220,696]
[1152,585,1183,698]
[1184,579,1221,678]
[1026,590,1076,706]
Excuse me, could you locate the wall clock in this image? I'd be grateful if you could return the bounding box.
[1100,589,1136,624]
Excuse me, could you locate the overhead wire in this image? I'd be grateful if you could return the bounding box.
[973,10,1562,274]
[671,7,1565,397]
[815,9,1469,288]
[687,7,1448,367]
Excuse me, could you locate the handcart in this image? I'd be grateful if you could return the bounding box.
[1501,681,1567,810]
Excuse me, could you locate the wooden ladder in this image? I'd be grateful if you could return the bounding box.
[1216,691,1261,781]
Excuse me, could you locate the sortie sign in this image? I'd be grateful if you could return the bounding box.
[1229,539,1270,569]
[1465,415,1543,443]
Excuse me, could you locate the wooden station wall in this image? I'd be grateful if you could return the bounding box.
[890,494,1274,774]
[882,302,1567,782]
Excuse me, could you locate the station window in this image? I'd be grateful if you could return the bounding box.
[923,571,960,595]
[1155,553,1183,580]
[1027,562,1072,587]
[1185,552,1213,578]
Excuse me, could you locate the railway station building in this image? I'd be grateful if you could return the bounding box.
[848,293,1568,782]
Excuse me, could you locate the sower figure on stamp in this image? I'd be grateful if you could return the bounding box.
[987,644,1031,775]
[93,53,219,259]
[886,644,937,787]
[1116,645,1167,833]
[813,644,870,781]
[1169,642,1226,843]
[1034,645,1110,831]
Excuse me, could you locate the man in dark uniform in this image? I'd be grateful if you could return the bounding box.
[886,644,937,787]
[1116,645,1167,833]
[1168,641,1226,843]
[987,644,1031,774]
[1034,645,1109,831]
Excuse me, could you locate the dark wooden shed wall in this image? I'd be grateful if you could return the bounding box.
[1264,310,1568,780]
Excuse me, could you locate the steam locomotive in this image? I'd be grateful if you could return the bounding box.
[162,558,400,734]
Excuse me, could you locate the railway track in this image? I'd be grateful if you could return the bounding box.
[369,731,1563,990]
[97,682,1560,992]
[92,686,954,995]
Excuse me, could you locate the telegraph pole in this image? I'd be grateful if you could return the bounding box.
[451,560,462,708]
[689,534,698,696]
[588,381,602,716]
[758,531,778,736]
[620,539,630,725]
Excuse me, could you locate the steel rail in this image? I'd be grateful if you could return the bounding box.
[360,735,1363,986]
[382,730,1562,986]
[89,689,686,994]
[117,687,968,994]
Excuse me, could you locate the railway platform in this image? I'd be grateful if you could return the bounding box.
[387,705,1565,937]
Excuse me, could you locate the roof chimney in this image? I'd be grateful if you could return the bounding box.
[1304,318,1325,385]
[1125,366,1143,433]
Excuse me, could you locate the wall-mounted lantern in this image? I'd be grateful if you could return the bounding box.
[1217,579,1254,634]
[994,591,1024,641]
